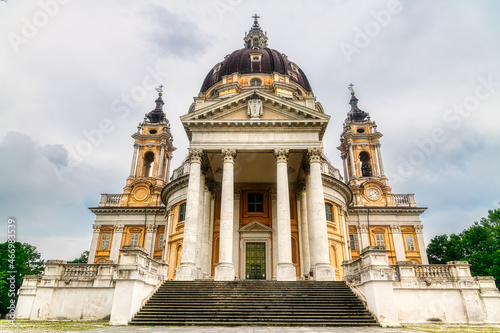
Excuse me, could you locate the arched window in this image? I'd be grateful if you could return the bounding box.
[359,151,372,177]
[143,152,155,177]
[250,78,262,86]
[325,202,334,222]
[253,37,258,48]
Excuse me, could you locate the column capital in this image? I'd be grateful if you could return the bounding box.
[415,225,423,233]
[133,143,139,148]
[221,148,237,163]
[189,148,204,164]
[114,224,125,232]
[374,142,382,148]
[307,148,323,163]
[273,148,289,163]
[146,224,157,233]
[166,208,172,217]
[92,224,101,233]
[356,224,369,233]
[390,225,401,233]
[160,142,167,148]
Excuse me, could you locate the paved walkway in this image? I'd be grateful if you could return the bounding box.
[74,326,421,333]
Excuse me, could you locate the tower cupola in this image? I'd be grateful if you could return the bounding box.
[244,14,268,49]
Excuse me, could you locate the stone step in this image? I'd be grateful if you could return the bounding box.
[129,281,378,327]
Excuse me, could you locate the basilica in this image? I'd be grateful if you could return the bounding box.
[88,16,427,281]
[17,17,499,326]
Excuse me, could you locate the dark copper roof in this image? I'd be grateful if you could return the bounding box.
[200,48,312,93]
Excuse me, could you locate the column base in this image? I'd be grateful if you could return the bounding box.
[176,263,197,281]
[312,264,336,281]
[214,262,235,281]
[277,263,297,281]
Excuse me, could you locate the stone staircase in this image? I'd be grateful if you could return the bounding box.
[129,281,378,326]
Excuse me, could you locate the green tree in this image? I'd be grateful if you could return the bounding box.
[0,242,45,315]
[68,250,89,263]
[426,208,500,288]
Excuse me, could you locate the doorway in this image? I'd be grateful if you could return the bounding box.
[246,242,266,279]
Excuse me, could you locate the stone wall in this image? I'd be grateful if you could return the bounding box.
[342,246,500,326]
[16,247,168,324]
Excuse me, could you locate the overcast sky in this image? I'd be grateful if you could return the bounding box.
[1,0,499,261]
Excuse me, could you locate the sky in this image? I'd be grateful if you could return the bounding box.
[0,0,499,261]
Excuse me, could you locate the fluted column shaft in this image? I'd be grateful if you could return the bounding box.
[348,143,356,179]
[307,148,335,281]
[274,149,296,281]
[215,149,237,281]
[176,148,203,280]
[129,143,139,177]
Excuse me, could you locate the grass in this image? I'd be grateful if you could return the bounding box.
[0,320,111,332]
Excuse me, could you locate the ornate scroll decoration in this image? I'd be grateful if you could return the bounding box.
[414,225,424,233]
[92,224,101,233]
[273,148,289,163]
[188,148,204,164]
[307,148,323,163]
[221,148,237,163]
[356,224,369,233]
[146,224,157,233]
[114,224,125,232]
[390,225,402,233]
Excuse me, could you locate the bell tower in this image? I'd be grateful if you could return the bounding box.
[338,84,391,207]
[121,86,176,207]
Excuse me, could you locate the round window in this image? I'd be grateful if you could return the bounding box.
[357,129,365,134]
[149,130,157,134]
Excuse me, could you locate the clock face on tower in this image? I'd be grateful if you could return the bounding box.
[366,188,380,200]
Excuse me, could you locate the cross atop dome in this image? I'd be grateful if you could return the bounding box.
[244,14,268,49]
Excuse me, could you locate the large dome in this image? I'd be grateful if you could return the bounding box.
[200,47,312,93]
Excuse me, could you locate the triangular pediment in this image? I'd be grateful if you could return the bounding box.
[239,220,273,233]
[181,90,329,122]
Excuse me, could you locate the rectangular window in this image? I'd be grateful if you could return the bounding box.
[248,193,264,213]
[375,234,385,248]
[158,234,164,250]
[130,234,139,247]
[325,203,334,222]
[100,234,111,250]
[405,234,415,251]
[349,234,359,251]
[178,202,186,222]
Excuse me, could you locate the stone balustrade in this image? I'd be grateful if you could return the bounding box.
[387,194,417,207]
[63,264,98,277]
[98,193,122,207]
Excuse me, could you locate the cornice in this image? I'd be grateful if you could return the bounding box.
[161,175,189,206]
[348,206,427,214]
[89,207,166,214]
[322,174,353,205]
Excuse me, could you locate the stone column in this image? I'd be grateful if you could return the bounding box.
[415,225,429,264]
[271,189,278,279]
[342,154,349,183]
[375,143,386,178]
[274,149,296,281]
[88,224,101,264]
[162,209,172,262]
[201,183,213,277]
[144,224,157,257]
[165,154,172,183]
[177,148,204,281]
[341,212,350,261]
[195,166,207,279]
[157,143,165,179]
[390,225,406,262]
[307,148,335,281]
[214,148,237,281]
[129,143,139,177]
[357,224,369,249]
[299,183,311,276]
[109,224,124,263]
[348,142,356,180]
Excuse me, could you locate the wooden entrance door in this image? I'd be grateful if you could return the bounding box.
[246,242,266,279]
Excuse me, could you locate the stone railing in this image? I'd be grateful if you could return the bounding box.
[99,193,122,207]
[387,194,417,207]
[415,264,452,279]
[63,264,98,277]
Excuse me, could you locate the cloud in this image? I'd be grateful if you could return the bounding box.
[142,5,214,59]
